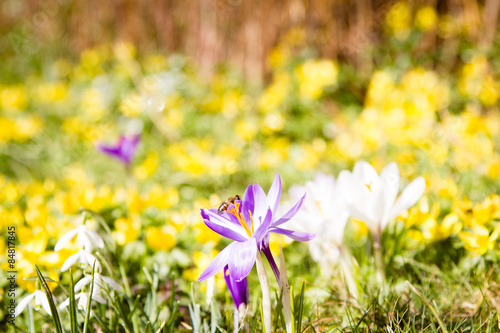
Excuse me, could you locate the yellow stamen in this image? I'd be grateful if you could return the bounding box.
[249,210,255,234]
[228,202,252,238]
[365,182,373,192]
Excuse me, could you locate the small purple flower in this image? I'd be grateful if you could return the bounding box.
[198,174,315,282]
[224,265,249,310]
[97,134,140,165]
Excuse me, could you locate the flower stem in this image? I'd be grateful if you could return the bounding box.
[255,251,272,333]
[372,233,386,287]
[339,245,359,299]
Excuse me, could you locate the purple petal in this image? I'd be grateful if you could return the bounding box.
[241,184,255,218]
[267,174,282,217]
[228,238,257,282]
[224,265,249,309]
[272,192,306,227]
[97,134,140,165]
[251,183,268,224]
[253,207,273,244]
[198,242,235,281]
[200,209,248,242]
[269,227,315,241]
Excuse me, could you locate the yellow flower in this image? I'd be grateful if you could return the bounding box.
[459,222,500,256]
[0,85,28,111]
[385,1,411,40]
[145,185,179,209]
[145,226,176,251]
[297,59,338,99]
[415,6,437,31]
[134,152,160,180]
[113,215,141,246]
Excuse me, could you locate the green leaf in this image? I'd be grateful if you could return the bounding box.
[34,265,64,333]
[68,268,79,333]
[296,281,305,333]
[83,260,97,333]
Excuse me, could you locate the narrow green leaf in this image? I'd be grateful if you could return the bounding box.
[83,261,97,333]
[69,268,79,333]
[296,281,305,333]
[34,265,63,333]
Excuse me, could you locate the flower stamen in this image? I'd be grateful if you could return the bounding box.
[228,202,252,238]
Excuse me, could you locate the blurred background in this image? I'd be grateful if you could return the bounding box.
[2,0,499,79]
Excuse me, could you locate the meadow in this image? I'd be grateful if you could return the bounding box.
[1,2,500,332]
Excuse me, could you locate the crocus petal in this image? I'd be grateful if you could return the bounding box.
[378,162,400,227]
[269,227,316,241]
[352,161,379,184]
[241,184,255,221]
[228,238,257,282]
[389,177,426,221]
[252,184,269,227]
[198,242,235,281]
[61,252,81,272]
[224,265,249,309]
[267,174,282,217]
[253,208,273,244]
[15,292,36,317]
[201,209,248,241]
[272,192,306,227]
[54,228,80,251]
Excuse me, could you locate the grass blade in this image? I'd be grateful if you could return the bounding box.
[83,261,97,333]
[406,281,449,333]
[68,268,79,333]
[34,265,63,333]
[296,281,305,333]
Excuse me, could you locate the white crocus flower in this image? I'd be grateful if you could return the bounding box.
[338,161,426,239]
[55,224,104,252]
[288,172,349,270]
[15,290,52,317]
[288,172,358,297]
[60,250,102,272]
[337,161,425,284]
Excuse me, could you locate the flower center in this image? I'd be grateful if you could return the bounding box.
[365,182,373,192]
[227,202,254,238]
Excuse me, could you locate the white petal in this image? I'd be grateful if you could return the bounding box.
[54,227,80,251]
[15,292,36,317]
[92,294,106,304]
[379,162,400,227]
[83,252,101,272]
[59,298,70,310]
[36,291,52,316]
[352,161,379,184]
[389,177,426,221]
[74,276,91,292]
[82,229,105,249]
[61,252,82,272]
[100,275,121,291]
[77,293,88,310]
[77,232,94,252]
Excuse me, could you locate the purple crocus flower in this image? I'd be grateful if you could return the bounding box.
[97,134,140,165]
[198,174,315,282]
[224,265,249,310]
